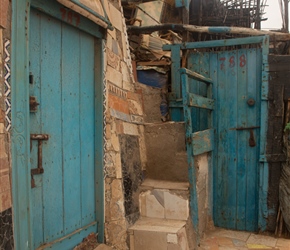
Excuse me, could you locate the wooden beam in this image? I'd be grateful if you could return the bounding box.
[180,68,213,84]
[128,24,290,41]
[192,129,214,155]
[187,93,214,110]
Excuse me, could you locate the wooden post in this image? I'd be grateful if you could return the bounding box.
[284,0,289,32]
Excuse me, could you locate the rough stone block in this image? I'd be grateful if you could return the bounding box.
[121,61,131,83]
[0,134,7,158]
[0,190,11,212]
[0,0,9,28]
[111,133,120,152]
[106,65,122,88]
[115,153,122,179]
[108,2,123,32]
[105,220,128,250]
[0,175,10,193]
[128,99,143,116]
[123,122,139,136]
[107,48,120,70]
[94,244,112,250]
[0,123,4,133]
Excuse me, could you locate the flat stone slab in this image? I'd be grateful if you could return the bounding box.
[206,228,250,242]
[246,234,277,248]
[94,244,113,250]
[141,178,189,191]
[128,217,186,234]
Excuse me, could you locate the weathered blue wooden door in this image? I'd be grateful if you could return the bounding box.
[29,7,101,249]
[213,48,261,231]
[189,48,262,231]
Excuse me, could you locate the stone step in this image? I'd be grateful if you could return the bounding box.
[141,178,189,191]
[139,180,189,220]
[128,217,189,250]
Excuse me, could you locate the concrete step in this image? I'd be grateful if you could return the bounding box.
[128,217,189,250]
[139,179,189,221]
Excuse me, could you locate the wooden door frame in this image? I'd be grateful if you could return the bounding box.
[164,36,270,232]
[11,0,105,248]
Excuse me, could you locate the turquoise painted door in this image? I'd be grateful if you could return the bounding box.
[212,48,261,231]
[29,8,99,249]
[189,48,262,231]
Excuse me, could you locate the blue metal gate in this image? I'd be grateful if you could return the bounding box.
[164,36,269,236]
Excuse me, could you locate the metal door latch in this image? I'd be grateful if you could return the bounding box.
[230,126,260,147]
[249,129,256,147]
[30,134,49,188]
[30,96,39,112]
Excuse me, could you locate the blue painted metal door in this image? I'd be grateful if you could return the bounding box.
[189,48,262,231]
[29,8,100,249]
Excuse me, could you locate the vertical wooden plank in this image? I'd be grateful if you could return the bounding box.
[259,36,270,231]
[209,52,218,220]
[187,51,200,132]
[236,49,247,230]
[181,72,199,244]
[215,50,227,228]
[79,32,96,226]
[245,48,260,231]
[62,23,82,234]
[95,39,104,242]
[226,50,238,230]
[40,12,64,242]
[11,0,32,248]
[29,10,44,248]
[199,52,209,130]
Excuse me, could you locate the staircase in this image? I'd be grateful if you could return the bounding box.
[131,57,215,249]
[128,179,191,250]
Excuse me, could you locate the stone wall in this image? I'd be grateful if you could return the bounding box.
[0,0,146,249]
[98,1,146,249]
[0,0,13,249]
